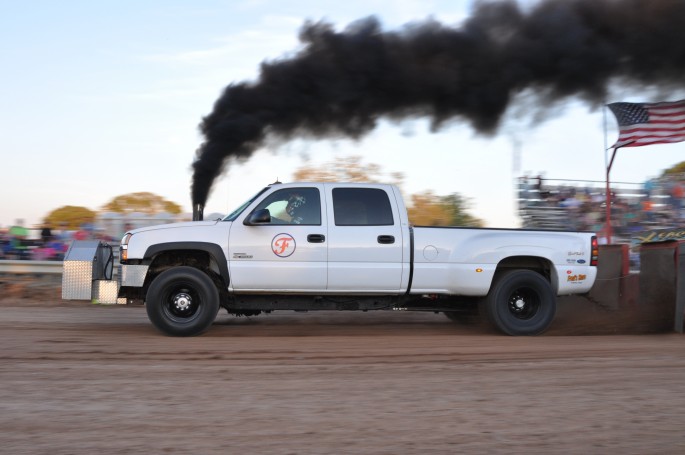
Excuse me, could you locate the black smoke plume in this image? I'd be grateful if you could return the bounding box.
[192,0,685,206]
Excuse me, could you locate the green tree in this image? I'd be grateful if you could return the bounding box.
[438,193,483,227]
[44,206,96,230]
[101,192,182,215]
[662,161,685,177]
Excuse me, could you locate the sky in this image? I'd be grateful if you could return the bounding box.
[1,0,683,229]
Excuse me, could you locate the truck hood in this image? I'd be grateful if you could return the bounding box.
[128,220,222,235]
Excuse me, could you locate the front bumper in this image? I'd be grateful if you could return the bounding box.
[119,264,149,288]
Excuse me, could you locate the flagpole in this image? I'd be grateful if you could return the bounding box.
[605,148,619,244]
[603,104,612,244]
[603,104,608,171]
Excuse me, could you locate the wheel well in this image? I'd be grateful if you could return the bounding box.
[495,256,555,290]
[145,250,227,294]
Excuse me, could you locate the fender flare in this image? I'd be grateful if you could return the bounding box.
[144,242,230,285]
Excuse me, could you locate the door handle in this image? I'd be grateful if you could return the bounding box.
[377,235,395,244]
[307,234,326,243]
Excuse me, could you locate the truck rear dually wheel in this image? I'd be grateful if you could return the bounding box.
[145,266,220,336]
[483,270,556,336]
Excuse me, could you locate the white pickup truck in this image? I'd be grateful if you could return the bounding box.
[68,182,598,336]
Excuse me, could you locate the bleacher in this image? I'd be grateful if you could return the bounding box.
[517,177,681,244]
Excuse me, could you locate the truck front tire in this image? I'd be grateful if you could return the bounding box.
[483,270,556,336]
[145,266,220,336]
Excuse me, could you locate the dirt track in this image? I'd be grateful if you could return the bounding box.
[1,289,685,455]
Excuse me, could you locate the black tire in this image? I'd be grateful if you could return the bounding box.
[145,266,220,336]
[482,270,556,336]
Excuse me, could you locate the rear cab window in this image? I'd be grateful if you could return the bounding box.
[332,188,394,226]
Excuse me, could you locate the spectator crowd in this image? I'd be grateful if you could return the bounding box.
[0,221,122,261]
[519,174,685,242]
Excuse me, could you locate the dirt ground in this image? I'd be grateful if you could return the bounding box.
[1,277,684,454]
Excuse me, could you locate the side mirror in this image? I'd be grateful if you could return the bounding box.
[244,208,271,225]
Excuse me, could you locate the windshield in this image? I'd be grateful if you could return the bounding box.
[222,187,270,221]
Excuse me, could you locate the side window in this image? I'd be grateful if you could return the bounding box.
[332,188,394,226]
[253,188,321,225]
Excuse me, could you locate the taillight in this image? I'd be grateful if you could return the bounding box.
[590,235,599,266]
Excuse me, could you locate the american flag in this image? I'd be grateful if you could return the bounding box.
[607,99,685,148]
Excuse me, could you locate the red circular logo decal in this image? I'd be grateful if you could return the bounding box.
[272,233,296,258]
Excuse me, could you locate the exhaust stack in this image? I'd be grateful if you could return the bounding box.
[193,204,204,221]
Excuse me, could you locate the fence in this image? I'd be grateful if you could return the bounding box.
[0,244,120,276]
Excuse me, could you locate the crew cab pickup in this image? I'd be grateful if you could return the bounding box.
[79,182,599,336]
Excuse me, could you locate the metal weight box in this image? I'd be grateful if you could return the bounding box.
[62,240,122,303]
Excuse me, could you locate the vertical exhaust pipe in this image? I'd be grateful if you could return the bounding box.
[193,204,204,221]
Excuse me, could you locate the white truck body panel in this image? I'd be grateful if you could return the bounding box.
[227,222,328,291]
[323,183,408,292]
[124,221,231,260]
[411,228,597,295]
